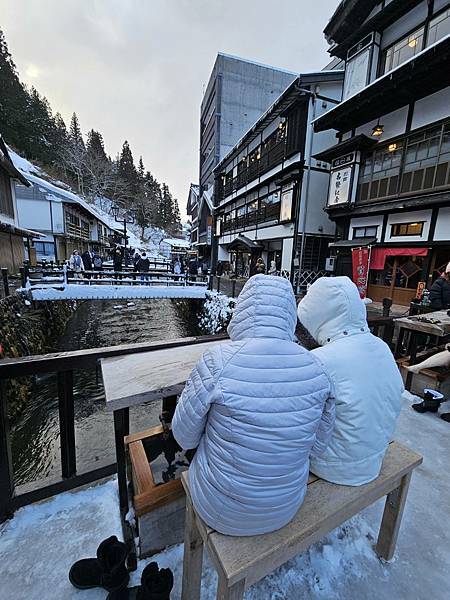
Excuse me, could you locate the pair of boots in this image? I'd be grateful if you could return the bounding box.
[412,389,450,421]
[69,536,173,599]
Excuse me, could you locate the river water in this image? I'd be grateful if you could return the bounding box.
[11,299,199,486]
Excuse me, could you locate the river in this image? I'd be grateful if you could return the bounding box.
[11,299,200,486]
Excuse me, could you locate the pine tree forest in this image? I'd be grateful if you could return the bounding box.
[0,28,182,237]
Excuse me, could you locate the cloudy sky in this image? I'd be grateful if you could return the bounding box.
[2,0,339,217]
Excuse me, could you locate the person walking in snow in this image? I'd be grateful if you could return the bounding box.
[68,250,84,280]
[297,276,404,486]
[81,249,94,279]
[172,274,334,536]
[255,257,266,274]
[429,263,450,310]
[113,248,123,280]
[173,259,182,281]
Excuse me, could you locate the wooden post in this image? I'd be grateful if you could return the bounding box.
[405,332,419,391]
[231,279,236,298]
[181,498,204,600]
[19,267,26,288]
[57,370,76,478]
[0,380,14,522]
[1,268,9,297]
[217,276,221,293]
[114,407,130,516]
[375,472,412,561]
[216,577,245,600]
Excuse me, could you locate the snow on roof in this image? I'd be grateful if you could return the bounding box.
[162,237,191,248]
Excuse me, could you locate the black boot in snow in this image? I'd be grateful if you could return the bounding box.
[107,562,174,600]
[441,413,450,422]
[69,535,129,592]
[412,389,444,414]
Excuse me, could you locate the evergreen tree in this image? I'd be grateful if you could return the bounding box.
[69,112,85,150]
[0,28,32,150]
[86,129,108,162]
[118,140,138,199]
[26,87,59,163]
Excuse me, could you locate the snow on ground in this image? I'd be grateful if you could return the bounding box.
[28,284,207,301]
[1,397,449,599]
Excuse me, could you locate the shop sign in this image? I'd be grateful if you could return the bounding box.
[351,246,370,299]
[207,225,212,245]
[280,188,294,222]
[332,153,354,169]
[327,166,353,206]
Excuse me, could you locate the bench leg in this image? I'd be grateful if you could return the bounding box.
[181,498,204,600]
[376,472,412,561]
[216,576,245,600]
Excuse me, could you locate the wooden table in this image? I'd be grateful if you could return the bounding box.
[100,335,226,563]
[181,442,423,600]
[394,310,450,390]
[101,339,224,412]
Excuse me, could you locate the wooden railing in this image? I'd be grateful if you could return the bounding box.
[0,334,226,524]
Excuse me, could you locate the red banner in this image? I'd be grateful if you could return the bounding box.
[352,247,370,299]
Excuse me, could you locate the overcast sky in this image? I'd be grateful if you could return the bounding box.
[1,0,339,218]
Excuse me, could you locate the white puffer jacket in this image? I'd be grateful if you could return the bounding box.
[298,276,404,486]
[172,275,334,536]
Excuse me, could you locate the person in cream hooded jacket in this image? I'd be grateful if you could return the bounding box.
[297,276,404,486]
[172,274,334,536]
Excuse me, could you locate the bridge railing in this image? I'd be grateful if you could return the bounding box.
[26,269,209,288]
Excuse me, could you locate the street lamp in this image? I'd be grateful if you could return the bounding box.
[111,204,136,264]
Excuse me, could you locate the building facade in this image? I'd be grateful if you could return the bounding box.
[14,172,123,263]
[0,137,35,273]
[314,0,450,304]
[190,53,297,261]
[213,71,344,289]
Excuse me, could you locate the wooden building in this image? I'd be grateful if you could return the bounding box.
[314,0,450,304]
[0,137,36,273]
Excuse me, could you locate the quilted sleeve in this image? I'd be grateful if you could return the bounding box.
[310,393,336,458]
[171,348,219,450]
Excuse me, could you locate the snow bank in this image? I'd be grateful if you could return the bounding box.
[28,284,208,301]
[199,291,235,334]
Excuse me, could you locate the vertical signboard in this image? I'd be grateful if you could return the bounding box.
[351,246,370,299]
[327,153,355,207]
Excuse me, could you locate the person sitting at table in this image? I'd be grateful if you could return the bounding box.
[297,276,404,486]
[172,274,335,536]
[429,263,450,310]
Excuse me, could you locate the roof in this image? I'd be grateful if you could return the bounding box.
[329,236,377,248]
[186,183,200,214]
[0,219,45,238]
[328,0,424,59]
[227,234,263,251]
[324,0,379,45]
[314,35,450,133]
[217,52,298,77]
[0,138,30,187]
[161,238,191,248]
[214,71,345,173]
[313,134,378,163]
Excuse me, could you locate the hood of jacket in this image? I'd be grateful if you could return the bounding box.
[227,274,297,342]
[297,276,369,346]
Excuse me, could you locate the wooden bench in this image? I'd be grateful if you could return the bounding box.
[180,441,422,600]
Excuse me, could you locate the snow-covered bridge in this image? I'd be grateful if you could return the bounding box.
[24,267,209,301]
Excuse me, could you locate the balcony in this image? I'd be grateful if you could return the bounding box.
[219,141,289,200]
[66,222,90,241]
[221,202,281,234]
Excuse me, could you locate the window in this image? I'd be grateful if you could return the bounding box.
[390,222,424,237]
[353,225,378,238]
[280,188,294,222]
[66,212,80,226]
[358,141,403,201]
[34,241,56,256]
[382,26,425,74]
[0,170,14,218]
[428,9,450,46]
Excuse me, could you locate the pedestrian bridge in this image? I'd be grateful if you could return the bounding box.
[24,267,209,301]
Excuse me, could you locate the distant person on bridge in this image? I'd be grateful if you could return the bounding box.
[69,250,85,280]
[173,259,182,281]
[81,249,94,279]
[137,252,150,283]
[113,248,123,280]
[93,253,103,278]
[172,275,334,536]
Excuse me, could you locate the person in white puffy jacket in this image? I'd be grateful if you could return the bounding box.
[297,276,404,486]
[172,274,334,536]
